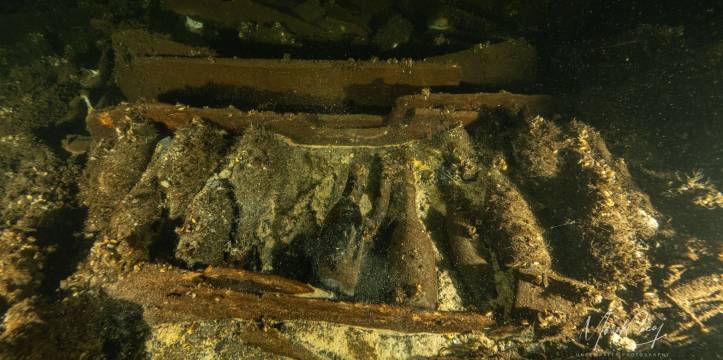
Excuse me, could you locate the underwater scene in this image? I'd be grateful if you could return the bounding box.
[0,1,721,359]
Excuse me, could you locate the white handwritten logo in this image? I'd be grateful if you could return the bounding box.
[580,310,666,351]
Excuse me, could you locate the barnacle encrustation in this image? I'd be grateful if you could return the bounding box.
[73,91,660,324]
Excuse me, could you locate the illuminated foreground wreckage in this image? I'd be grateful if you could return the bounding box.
[53,29,712,358]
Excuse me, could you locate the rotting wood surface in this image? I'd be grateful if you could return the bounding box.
[113,28,461,109]
[105,266,500,334]
[160,0,367,43]
[115,56,461,108]
[111,29,549,110]
[87,92,555,146]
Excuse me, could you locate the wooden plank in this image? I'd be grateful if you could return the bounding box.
[115,56,461,109]
[105,266,499,333]
[87,93,555,146]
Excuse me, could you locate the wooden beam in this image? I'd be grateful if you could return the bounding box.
[105,266,499,333]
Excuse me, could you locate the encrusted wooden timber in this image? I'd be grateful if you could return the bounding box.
[160,0,367,43]
[113,29,461,108]
[115,56,462,108]
[105,266,501,333]
[87,92,555,146]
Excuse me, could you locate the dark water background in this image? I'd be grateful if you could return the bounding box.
[1,0,720,178]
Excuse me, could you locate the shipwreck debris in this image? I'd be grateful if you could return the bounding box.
[160,0,369,44]
[310,163,373,296]
[427,39,538,85]
[445,185,497,309]
[111,29,543,111]
[87,92,556,146]
[114,56,461,110]
[112,30,460,110]
[106,265,499,333]
[387,163,439,309]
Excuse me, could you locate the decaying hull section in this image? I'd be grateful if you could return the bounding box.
[3,17,717,359]
[59,77,663,356]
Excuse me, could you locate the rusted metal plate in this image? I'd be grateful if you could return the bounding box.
[87,92,555,146]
